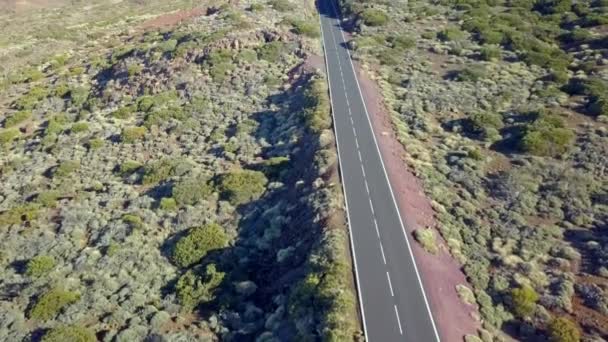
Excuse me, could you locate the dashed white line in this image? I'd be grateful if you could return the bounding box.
[386,271,395,297]
[379,242,387,264]
[394,305,404,335]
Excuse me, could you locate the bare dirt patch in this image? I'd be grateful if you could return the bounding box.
[139,7,207,30]
[352,62,482,341]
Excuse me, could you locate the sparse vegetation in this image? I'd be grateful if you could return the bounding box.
[0,1,358,340]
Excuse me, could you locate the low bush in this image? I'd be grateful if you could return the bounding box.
[160,197,177,211]
[479,46,501,60]
[287,18,320,38]
[70,122,89,134]
[547,316,580,342]
[457,66,487,82]
[111,105,135,119]
[36,191,60,207]
[121,126,146,143]
[29,288,80,320]
[42,325,96,342]
[176,264,225,309]
[4,111,31,128]
[218,170,268,205]
[414,228,439,254]
[172,174,213,206]
[510,285,539,318]
[142,158,188,185]
[119,160,142,175]
[122,214,144,231]
[0,203,39,226]
[87,138,104,150]
[26,255,56,277]
[13,86,48,110]
[361,9,389,26]
[0,128,20,145]
[257,41,286,61]
[438,26,466,41]
[268,0,293,12]
[303,78,331,133]
[388,35,416,50]
[171,223,228,268]
[54,161,80,178]
[521,114,574,156]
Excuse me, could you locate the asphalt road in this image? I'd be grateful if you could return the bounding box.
[318,1,441,341]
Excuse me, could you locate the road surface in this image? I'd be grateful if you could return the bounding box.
[318,1,441,341]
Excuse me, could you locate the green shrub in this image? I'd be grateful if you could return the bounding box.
[287,19,320,38]
[268,0,292,12]
[479,46,501,60]
[121,126,146,143]
[45,113,69,135]
[87,138,104,150]
[29,288,80,320]
[142,158,183,185]
[361,9,389,26]
[171,223,228,268]
[119,160,142,175]
[36,191,61,208]
[0,203,40,226]
[54,161,80,178]
[438,26,466,41]
[70,122,89,133]
[127,64,143,76]
[510,285,538,318]
[122,214,144,230]
[26,255,56,277]
[261,156,290,178]
[389,35,415,50]
[257,41,286,61]
[521,114,574,156]
[0,128,20,145]
[160,197,177,211]
[176,264,225,309]
[4,111,31,128]
[303,78,331,133]
[13,86,48,110]
[42,325,95,342]
[249,3,264,11]
[469,112,504,140]
[478,29,505,45]
[111,105,135,119]
[218,170,268,205]
[68,86,89,108]
[143,106,187,127]
[547,316,580,342]
[137,96,156,112]
[414,228,439,254]
[172,175,213,205]
[457,66,487,82]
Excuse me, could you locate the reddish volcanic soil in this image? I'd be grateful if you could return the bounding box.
[352,62,481,341]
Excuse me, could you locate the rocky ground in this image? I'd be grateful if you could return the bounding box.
[0,0,359,341]
[338,0,607,341]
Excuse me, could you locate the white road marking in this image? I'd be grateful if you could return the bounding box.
[328,1,440,340]
[386,271,394,297]
[379,242,387,264]
[394,305,404,335]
